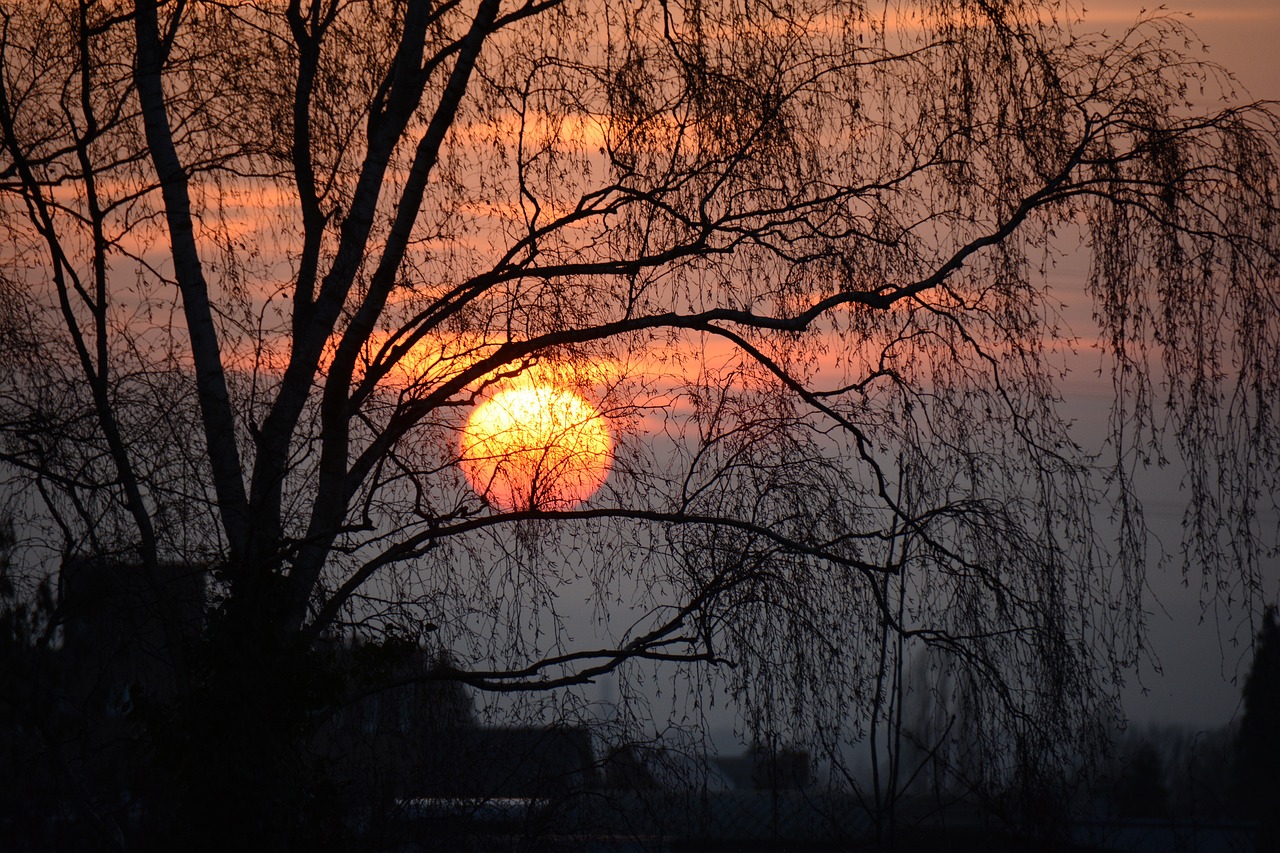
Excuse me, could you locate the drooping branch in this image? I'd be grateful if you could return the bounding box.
[0,7,193,669]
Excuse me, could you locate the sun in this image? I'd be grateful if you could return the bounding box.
[459,384,612,511]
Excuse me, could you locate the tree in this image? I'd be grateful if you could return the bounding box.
[0,517,63,842]
[1112,735,1169,819]
[1236,605,1280,828]
[1,0,1277,846]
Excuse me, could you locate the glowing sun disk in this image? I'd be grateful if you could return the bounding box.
[460,385,612,511]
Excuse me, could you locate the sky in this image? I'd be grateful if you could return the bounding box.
[4,0,1274,742]
[1053,0,1280,728]
[1083,1,1280,102]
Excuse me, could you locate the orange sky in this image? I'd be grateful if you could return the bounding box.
[1082,0,1279,100]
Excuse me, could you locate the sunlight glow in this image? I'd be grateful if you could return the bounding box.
[459,385,612,511]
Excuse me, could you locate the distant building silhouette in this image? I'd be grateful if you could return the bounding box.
[716,743,811,790]
[318,645,597,802]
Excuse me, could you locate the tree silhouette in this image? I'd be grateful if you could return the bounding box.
[1236,605,1280,829]
[1113,737,1169,819]
[0,0,1277,846]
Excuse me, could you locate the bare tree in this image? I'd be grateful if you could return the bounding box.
[1,0,1277,846]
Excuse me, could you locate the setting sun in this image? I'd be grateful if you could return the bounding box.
[459,385,612,511]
